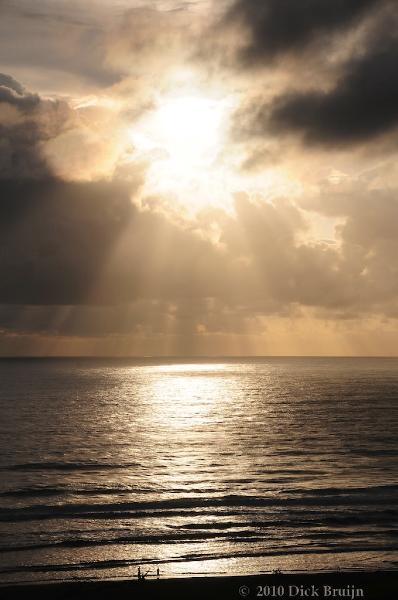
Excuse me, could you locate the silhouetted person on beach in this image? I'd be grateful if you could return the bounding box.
[137,565,152,581]
[157,567,160,579]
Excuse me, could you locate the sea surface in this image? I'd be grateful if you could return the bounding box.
[0,357,397,584]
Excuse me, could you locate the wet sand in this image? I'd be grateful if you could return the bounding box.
[1,571,397,600]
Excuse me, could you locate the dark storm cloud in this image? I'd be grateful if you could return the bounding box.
[0,73,74,179]
[0,73,33,101]
[0,179,137,305]
[232,6,398,149]
[0,74,136,307]
[0,73,27,96]
[268,34,398,146]
[0,123,50,180]
[0,175,233,308]
[226,0,383,63]
[0,79,40,111]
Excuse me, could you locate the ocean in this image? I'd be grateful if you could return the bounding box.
[0,357,397,584]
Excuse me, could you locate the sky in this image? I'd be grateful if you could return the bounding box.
[1,0,398,356]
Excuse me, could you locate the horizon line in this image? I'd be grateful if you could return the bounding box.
[0,355,398,360]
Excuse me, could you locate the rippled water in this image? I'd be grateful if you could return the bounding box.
[0,357,397,583]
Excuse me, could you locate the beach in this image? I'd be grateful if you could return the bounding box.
[1,572,397,600]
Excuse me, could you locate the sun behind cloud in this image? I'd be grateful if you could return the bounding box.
[127,86,236,211]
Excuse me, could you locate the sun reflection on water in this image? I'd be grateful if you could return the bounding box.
[150,363,230,374]
[147,364,231,429]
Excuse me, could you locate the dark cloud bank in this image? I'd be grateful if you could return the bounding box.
[267,32,398,146]
[227,0,382,62]
[228,0,398,147]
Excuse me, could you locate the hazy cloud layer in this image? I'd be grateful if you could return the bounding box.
[0,0,123,91]
[1,73,398,339]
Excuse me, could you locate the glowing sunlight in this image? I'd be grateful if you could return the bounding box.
[128,90,235,211]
